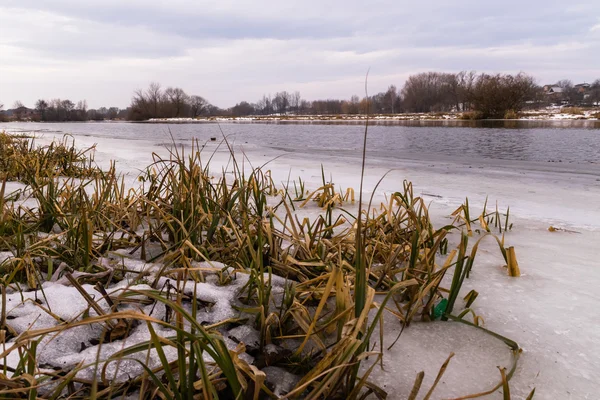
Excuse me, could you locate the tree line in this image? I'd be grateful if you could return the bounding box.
[128,83,215,121]
[2,72,600,122]
[0,99,125,122]
[129,72,600,120]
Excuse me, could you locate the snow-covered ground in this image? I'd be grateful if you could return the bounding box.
[146,113,457,123]
[144,107,600,123]
[2,126,599,399]
[522,108,600,121]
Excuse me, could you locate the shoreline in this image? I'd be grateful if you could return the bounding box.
[3,110,600,125]
[0,129,598,398]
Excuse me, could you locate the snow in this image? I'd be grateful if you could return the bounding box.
[146,114,459,123]
[141,108,600,123]
[521,108,600,121]
[1,123,599,398]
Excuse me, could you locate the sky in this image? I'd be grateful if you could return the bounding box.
[0,0,599,109]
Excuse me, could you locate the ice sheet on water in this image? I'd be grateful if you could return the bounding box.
[368,321,513,399]
[0,127,598,397]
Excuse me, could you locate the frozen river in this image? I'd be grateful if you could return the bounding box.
[2,120,600,398]
[2,120,600,168]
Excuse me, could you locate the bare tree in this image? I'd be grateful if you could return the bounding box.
[188,95,208,117]
[130,89,151,120]
[12,101,25,120]
[555,79,573,89]
[231,101,255,116]
[76,100,87,113]
[107,107,119,120]
[61,100,75,120]
[468,73,537,118]
[273,91,290,114]
[553,79,578,104]
[164,87,189,117]
[383,85,398,113]
[256,94,273,115]
[299,99,310,114]
[587,79,600,105]
[146,82,162,118]
[291,91,301,114]
[347,95,360,114]
[35,99,48,121]
[456,71,477,111]
[401,72,462,113]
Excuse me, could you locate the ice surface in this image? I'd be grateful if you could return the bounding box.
[0,123,598,398]
[371,321,514,398]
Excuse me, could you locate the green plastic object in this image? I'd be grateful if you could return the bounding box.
[433,298,448,320]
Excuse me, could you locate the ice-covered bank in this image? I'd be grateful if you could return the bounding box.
[1,122,599,399]
[251,143,600,399]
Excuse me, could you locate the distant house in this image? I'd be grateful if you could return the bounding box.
[574,83,591,93]
[543,85,564,94]
[542,85,569,105]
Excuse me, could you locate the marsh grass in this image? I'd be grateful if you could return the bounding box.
[0,131,524,399]
[560,107,584,115]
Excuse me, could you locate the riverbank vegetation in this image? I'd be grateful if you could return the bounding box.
[0,130,530,399]
[2,71,599,122]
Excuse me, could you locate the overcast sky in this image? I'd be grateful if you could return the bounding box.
[1,0,599,109]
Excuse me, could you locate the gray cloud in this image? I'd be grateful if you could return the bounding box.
[0,0,599,108]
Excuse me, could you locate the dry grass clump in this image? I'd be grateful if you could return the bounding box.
[459,111,483,120]
[560,107,584,115]
[0,132,523,399]
[0,132,101,182]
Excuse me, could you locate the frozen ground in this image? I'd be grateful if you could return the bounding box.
[2,126,599,399]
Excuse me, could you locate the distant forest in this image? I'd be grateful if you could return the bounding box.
[2,71,600,122]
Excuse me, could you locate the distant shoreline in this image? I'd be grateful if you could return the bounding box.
[2,109,599,125]
[142,109,600,123]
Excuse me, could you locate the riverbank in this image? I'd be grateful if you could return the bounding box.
[0,126,597,398]
[142,108,600,124]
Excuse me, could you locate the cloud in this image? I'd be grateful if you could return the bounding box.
[0,0,599,108]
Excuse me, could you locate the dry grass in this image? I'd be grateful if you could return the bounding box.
[560,107,584,115]
[0,131,523,399]
[459,111,484,120]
